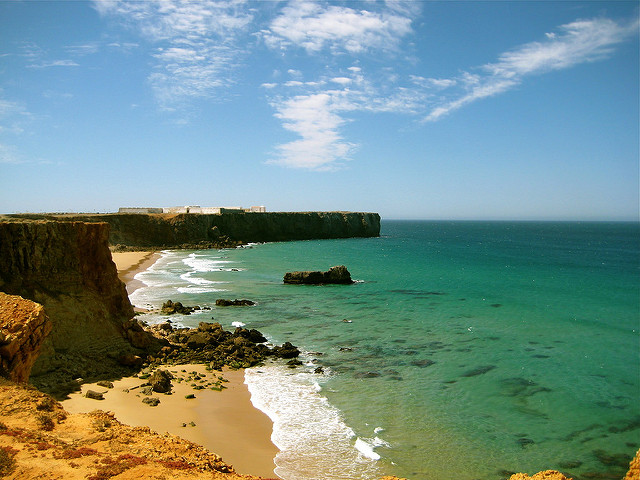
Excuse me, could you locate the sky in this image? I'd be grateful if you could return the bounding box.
[0,0,638,220]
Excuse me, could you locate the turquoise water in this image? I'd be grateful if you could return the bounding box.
[130,221,640,480]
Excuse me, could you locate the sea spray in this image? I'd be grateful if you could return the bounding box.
[244,364,385,480]
[129,250,230,311]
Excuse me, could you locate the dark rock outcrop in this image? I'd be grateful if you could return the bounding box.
[3,211,381,248]
[145,321,297,369]
[161,300,196,315]
[215,299,255,307]
[284,265,354,285]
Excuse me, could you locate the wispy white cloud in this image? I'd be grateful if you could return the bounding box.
[0,94,31,136]
[261,1,420,170]
[0,93,32,164]
[27,59,80,69]
[423,17,639,122]
[266,67,427,170]
[268,91,357,171]
[65,42,101,56]
[262,0,414,54]
[93,0,254,111]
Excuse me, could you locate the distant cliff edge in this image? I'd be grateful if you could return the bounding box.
[3,211,381,248]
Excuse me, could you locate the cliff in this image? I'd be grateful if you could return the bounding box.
[3,211,381,248]
[0,293,52,383]
[0,221,138,394]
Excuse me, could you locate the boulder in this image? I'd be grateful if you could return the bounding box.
[272,341,300,359]
[142,396,160,406]
[234,327,267,344]
[283,265,354,285]
[161,300,196,315]
[215,299,256,307]
[85,390,104,400]
[0,293,52,383]
[118,353,143,368]
[150,369,173,393]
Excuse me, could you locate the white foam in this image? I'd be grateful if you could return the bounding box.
[231,321,246,328]
[244,364,384,480]
[354,436,391,461]
[354,438,380,460]
[176,286,226,294]
[180,271,216,285]
[182,253,232,272]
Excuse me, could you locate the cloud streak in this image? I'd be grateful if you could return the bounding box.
[262,0,420,170]
[261,0,414,54]
[93,0,254,110]
[423,17,639,122]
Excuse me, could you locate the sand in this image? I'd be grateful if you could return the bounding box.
[62,365,278,477]
[71,251,282,477]
[112,251,162,295]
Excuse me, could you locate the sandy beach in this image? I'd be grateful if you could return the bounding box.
[62,365,278,477]
[112,250,162,295]
[59,251,280,478]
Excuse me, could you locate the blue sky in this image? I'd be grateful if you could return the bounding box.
[1,1,638,220]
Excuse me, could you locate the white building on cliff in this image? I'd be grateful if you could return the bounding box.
[118,205,266,214]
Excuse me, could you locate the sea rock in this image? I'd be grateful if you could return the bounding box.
[150,369,173,393]
[271,342,300,359]
[161,300,196,315]
[215,299,255,307]
[283,265,354,285]
[0,293,52,383]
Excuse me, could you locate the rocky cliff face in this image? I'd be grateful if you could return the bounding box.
[4,211,381,248]
[0,293,52,383]
[0,221,136,393]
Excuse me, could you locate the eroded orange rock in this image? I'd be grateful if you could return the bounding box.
[0,293,51,383]
[624,448,639,480]
[509,471,572,480]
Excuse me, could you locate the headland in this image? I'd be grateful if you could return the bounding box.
[2,210,381,249]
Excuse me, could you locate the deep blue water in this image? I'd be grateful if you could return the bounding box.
[130,221,640,480]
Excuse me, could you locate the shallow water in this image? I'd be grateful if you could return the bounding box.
[130,221,640,480]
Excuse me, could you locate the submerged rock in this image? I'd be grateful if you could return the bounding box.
[284,265,354,285]
[215,299,255,307]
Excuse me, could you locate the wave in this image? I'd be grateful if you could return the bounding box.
[244,364,384,480]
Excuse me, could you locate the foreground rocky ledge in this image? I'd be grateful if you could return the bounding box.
[0,378,263,479]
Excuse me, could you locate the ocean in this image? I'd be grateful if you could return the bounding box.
[129,220,640,480]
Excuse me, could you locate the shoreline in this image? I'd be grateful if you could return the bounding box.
[61,364,279,478]
[112,250,162,295]
[94,251,281,478]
